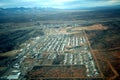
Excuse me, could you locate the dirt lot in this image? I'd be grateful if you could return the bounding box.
[72,24,108,31]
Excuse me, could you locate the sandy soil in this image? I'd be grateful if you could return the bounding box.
[72,24,108,31]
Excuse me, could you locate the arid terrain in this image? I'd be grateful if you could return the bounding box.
[0,8,120,80]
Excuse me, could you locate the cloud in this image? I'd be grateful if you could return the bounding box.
[0,0,119,9]
[108,0,120,4]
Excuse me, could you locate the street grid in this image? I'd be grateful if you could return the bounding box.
[27,29,102,79]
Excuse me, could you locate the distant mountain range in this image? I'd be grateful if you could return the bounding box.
[0,5,120,11]
[86,5,120,10]
[0,7,60,12]
[68,5,120,10]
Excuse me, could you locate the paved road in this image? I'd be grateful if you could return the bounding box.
[0,36,44,78]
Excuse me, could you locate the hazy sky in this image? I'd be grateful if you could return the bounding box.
[0,0,120,9]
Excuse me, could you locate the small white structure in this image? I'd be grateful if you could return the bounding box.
[7,72,20,80]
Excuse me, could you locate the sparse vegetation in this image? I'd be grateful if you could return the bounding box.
[0,8,120,79]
